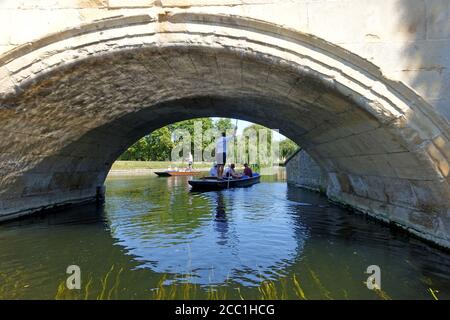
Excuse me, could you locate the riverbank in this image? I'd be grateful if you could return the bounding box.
[109,161,286,176]
[109,161,212,176]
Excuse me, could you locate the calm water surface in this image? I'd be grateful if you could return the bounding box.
[1,172,449,299]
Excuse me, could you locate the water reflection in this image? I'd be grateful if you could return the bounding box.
[105,176,301,286]
[213,192,229,246]
[0,173,449,299]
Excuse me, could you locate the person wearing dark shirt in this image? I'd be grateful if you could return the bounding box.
[243,163,253,177]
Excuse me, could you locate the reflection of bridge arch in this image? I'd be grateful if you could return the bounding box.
[0,12,449,247]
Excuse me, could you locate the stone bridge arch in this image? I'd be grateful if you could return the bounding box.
[0,11,449,247]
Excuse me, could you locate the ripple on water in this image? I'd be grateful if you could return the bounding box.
[0,174,449,299]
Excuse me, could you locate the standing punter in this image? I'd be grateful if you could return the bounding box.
[215,128,236,179]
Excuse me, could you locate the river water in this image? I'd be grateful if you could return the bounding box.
[0,172,449,299]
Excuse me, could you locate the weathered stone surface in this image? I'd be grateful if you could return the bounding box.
[426,0,450,40]
[0,4,449,248]
[286,150,327,193]
[0,1,448,121]
[108,0,156,8]
[0,1,107,9]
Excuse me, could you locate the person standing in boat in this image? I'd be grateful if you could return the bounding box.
[215,129,236,179]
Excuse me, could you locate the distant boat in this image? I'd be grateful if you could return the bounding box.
[188,173,261,191]
[154,170,202,177]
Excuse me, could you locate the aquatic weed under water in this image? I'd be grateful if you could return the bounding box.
[51,264,381,300]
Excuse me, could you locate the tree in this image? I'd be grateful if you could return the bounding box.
[240,123,273,166]
[146,127,174,161]
[169,118,214,155]
[119,118,215,161]
[119,137,149,161]
[214,118,234,133]
[279,139,299,160]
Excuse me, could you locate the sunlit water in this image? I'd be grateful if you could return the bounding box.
[1,172,449,299]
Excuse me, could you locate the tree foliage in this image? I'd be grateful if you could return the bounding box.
[215,118,234,133]
[146,127,174,161]
[119,137,150,161]
[279,139,299,160]
[119,118,213,161]
[119,118,299,162]
[239,124,273,165]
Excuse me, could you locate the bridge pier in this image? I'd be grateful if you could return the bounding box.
[286,150,328,194]
[285,149,450,248]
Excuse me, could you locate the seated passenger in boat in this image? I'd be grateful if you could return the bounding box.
[224,164,242,179]
[209,163,218,177]
[243,163,253,177]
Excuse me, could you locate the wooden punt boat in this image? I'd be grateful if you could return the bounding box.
[154,171,202,177]
[188,173,261,190]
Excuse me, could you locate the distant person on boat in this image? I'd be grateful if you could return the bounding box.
[215,129,236,179]
[224,164,242,179]
[186,152,193,171]
[243,163,253,177]
[209,163,218,177]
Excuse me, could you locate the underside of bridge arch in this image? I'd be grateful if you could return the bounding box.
[0,13,449,247]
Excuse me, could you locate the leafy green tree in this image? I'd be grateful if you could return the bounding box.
[120,118,214,161]
[240,124,273,166]
[168,119,196,136]
[170,118,214,153]
[119,137,150,161]
[119,118,297,163]
[146,127,174,161]
[279,139,299,160]
[169,118,213,137]
[214,118,234,133]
